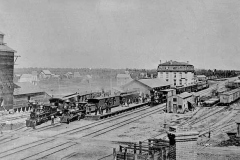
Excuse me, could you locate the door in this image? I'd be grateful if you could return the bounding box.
[173,104,177,113]
[168,101,172,113]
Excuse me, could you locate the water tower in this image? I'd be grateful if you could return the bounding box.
[0,31,16,110]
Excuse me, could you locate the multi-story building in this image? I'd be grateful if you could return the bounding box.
[157,60,195,87]
[0,31,16,110]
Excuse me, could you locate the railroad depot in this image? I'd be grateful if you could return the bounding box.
[1,31,240,160]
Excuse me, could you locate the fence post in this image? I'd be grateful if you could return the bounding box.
[120,145,122,152]
[124,148,127,160]
[113,148,116,160]
[134,143,136,154]
[148,139,151,155]
[139,141,142,155]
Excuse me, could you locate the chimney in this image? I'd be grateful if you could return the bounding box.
[170,60,173,64]
[0,32,4,45]
[187,61,189,64]
[160,60,161,64]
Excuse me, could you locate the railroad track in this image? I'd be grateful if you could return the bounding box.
[54,105,164,136]
[0,104,164,160]
[0,114,29,123]
[82,107,165,138]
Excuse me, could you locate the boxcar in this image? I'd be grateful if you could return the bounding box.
[219,88,240,105]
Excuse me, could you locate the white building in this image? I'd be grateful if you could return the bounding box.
[157,60,195,87]
[116,74,132,86]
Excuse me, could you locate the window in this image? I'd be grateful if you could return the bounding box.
[174,72,176,78]
[166,72,169,78]
[166,79,168,82]
[180,79,182,85]
[178,105,182,109]
[174,79,176,86]
[173,98,177,102]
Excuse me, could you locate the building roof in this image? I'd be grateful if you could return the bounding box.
[138,78,171,88]
[20,74,33,79]
[32,71,38,76]
[117,74,131,78]
[41,70,52,75]
[159,60,192,66]
[234,80,240,83]
[0,31,4,35]
[196,75,206,78]
[14,82,44,95]
[74,72,81,77]
[221,88,240,96]
[0,44,16,52]
[178,92,193,99]
[112,87,124,92]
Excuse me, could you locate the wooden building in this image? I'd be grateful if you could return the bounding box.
[0,31,16,110]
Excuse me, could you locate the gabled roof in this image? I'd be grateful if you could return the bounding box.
[178,92,193,99]
[117,74,131,78]
[14,82,44,95]
[159,61,192,66]
[41,70,52,75]
[138,78,171,88]
[20,74,33,79]
[0,44,16,52]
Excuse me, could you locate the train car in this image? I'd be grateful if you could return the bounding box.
[202,98,220,107]
[87,95,121,114]
[219,88,240,105]
[26,104,58,127]
[60,108,83,124]
[62,92,102,103]
[120,92,139,104]
[49,98,65,116]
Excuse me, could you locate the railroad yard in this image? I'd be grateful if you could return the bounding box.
[1,1,240,159]
[0,77,239,159]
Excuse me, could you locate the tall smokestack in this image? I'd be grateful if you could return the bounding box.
[160,60,161,64]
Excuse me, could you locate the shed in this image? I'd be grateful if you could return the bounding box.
[117,74,132,86]
[13,82,50,107]
[167,92,195,114]
[18,74,34,83]
[122,79,171,96]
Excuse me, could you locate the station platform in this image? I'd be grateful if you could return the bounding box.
[84,102,149,120]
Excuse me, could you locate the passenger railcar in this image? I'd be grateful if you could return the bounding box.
[87,95,121,114]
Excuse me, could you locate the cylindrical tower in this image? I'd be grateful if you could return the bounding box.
[0,31,16,111]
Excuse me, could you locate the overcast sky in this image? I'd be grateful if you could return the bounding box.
[0,0,240,69]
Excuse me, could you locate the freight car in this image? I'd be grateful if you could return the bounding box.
[219,88,240,105]
[175,82,209,94]
[202,98,220,107]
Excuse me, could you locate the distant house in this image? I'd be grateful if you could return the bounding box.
[39,70,52,79]
[63,72,73,79]
[117,74,132,86]
[52,74,60,79]
[73,72,81,78]
[18,74,34,83]
[196,75,207,81]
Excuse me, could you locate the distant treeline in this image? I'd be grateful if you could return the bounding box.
[14,68,158,79]
[195,69,238,78]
